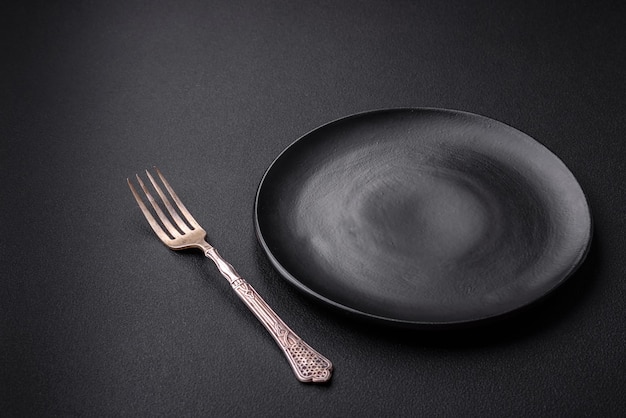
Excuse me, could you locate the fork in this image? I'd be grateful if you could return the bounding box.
[127,168,333,383]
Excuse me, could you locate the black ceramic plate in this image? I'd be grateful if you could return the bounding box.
[254,108,591,327]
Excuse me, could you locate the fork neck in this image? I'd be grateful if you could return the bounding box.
[204,246,242,285]
[197,241,213,255]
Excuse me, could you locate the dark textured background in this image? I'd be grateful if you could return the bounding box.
[2,1,625,416]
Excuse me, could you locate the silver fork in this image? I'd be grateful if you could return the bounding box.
[127,168,333,383]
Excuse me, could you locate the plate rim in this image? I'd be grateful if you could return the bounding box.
[254,107,593,328]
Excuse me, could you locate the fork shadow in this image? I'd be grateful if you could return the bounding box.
[253,230,600,351]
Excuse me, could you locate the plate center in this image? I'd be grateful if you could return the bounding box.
[357,168,490,262]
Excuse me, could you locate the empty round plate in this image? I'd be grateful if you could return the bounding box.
[254,108,592,327]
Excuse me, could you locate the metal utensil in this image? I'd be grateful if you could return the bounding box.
[127,168,332,383]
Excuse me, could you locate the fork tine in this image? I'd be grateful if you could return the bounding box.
[127,178,173,244]
[155,167,201,229]
[135,174,181,239]
[145,170,191,233]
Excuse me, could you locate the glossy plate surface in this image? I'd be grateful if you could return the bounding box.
[254,109,592,327]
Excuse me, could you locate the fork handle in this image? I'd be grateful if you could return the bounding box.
[205,247,333,383]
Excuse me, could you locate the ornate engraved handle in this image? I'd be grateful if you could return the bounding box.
[205,247,333,383]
